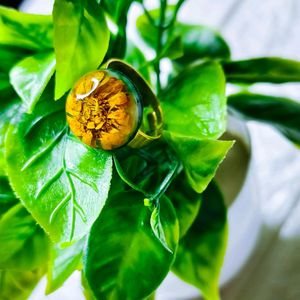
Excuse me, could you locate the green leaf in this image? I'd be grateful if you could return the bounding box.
[174,23,230,65]
[84,191,179,300]
[5,96,113,244]
[223,57,300,83]
[0,6,53,50]
[0,178,49,271]
[9,51,56,113]
[0,100,19,177]
[228,92,300,145]
[159,35,184,60]
[164,131,234,193]
[173,181,228,300]
[136,6,175,49]
[0,177,18,217]
[101,0,135,58]
[102,0,136,23]
[53,0,110,99]
[0,46,31,73]
[47,238,86,294]
[161,61,227,139]
[166,172,202,238]
[0,204,40,265]
[124,41,151,83]
[0,267,45,300]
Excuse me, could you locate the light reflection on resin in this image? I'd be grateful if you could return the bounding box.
[66,70,141,150]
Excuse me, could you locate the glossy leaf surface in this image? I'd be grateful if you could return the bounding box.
[10,51,56,113]
[173,182,228,300]
[84,191,179,300]
[161,61,227,139]
[228,92,300,145]
[0,6,53,50]
[53,0,110,99]
[5,97,112,244]
[0,100,19,176]
[223,57,300,83]
[164,131,233,193]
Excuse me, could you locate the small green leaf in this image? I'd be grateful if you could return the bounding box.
[223,57,300,83]
[124,41,151,82]
[136,6,175,49]
[84,191,179,300]
[53,0,110,99]
[47,238,86,294]
[174,23,230,65]
[228,92,300,145]
[161,61,227,139]
[164,131,234,193]
[173,181,228,300]
[159,35,184,60]
[166,172,202,238]
[9,51,56,113]
[0,6,53,50]
[0,100,19,177]
[5,96,112,244]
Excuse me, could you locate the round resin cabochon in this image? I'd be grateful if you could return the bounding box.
[66,70,142,150]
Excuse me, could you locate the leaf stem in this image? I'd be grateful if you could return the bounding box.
[154,0,167,93]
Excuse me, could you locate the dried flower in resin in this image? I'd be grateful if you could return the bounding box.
[66,70,141,150]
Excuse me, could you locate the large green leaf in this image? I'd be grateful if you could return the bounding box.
[53,0,110,99]
[84,191,179,300]
[173,181,228,300]
[161,61,227,139]
[164,131,233,193]
[10,51,56,113]
[174,23,230,65]
[5,96,112,244]
[0,267,45,300]
[47,238,85,294]
[166,172,202,238]
[0,6,53,50]
[228,92,300,145]
[223,57,300,83]
[0,100,19,177]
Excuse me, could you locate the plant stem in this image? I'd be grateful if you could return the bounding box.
[154,0,167,94]
[162,0,185,29]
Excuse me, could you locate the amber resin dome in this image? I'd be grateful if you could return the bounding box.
[66,70,142,150]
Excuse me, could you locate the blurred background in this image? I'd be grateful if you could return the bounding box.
[2,0,300,299]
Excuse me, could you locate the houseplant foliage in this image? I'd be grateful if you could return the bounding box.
[0,1,300,299]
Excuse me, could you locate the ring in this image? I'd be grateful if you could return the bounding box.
[66,59,163,150]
